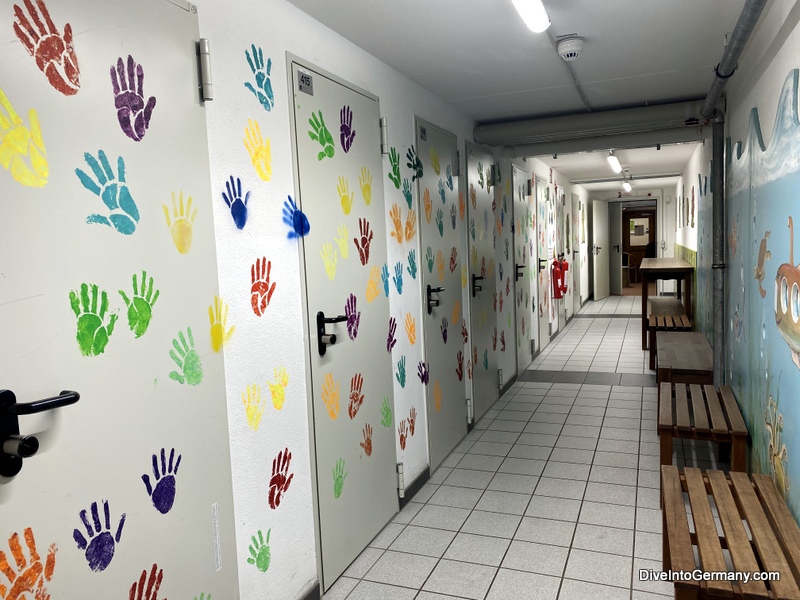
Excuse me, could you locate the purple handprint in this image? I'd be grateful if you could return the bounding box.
[340,105,356,153]
[345,294,361,340]
[110,55,156,142]
[387,317,397,353]
[73,500,126,572]
[441,317,448,343]
[417,361,429,385]
[142,447,181,515]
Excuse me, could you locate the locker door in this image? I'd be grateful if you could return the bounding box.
[535,175,552,351]
[572,193,583,314]
[290,62,397,591]
[415,118,467,470]
[513,166,535,370]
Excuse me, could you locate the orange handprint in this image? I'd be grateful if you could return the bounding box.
[366,266,380,303]
[389,204,403,244]
[404,209,417,241]
[0,527,56,600]
[360,424,373,457]
[348,373,364,419]
[459,191,465,221]
[433,380,442,412]
[408,407,417,435]
[322,373,340,420]
[423,188,432,223]
[452,300,461,325]
[398,419,408,450]
[405,313,416,344]
[436,250,444,282]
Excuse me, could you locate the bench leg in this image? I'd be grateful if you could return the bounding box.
[649,327,656,370]
[675,585,699,600]
[731,436,747,472]
[660,432,673,468]
[662,505,670,570]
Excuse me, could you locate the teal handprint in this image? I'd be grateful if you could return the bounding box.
[470,218,476,240]
[435,208,444,236]
[169,327,203,386]
[483,349,488,370]
[388,147,401,188]
[69,283,118,357]
[75,150,139,235]
[393,262,403,294]
[244,44,274,111]
[438,180,446,203]
[426,246,434,272]
[381,263,390,297]
[445,165,453,191]
[407,249,417,279]
[246,529,271,573]
[406,146,423,181]
[381,396,392,427]
[333,458,347,499]
[478,162,485,188]
[505,239,509,260]
[308,110,334,161]
[402,178,412,208]
[396,356,406,388]
[119,271,159,338]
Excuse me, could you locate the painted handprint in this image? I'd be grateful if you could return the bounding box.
[470,218,476,241]
[449,248,458,273]
[470,184,476,209]
[461,264,467,289]
[436,250,444,282]
[354,218,373,265]
[360,424,373,457]
[423,188,432,223]
[498,293,504,313]
[209,295,234,352]
[441,317,448,343]
[348,373,364,419]
[405,313,416,344]
[483,349,489,369]
[162,191,197,254]
[426,247,434,273]
[321,243,338,280]
[337,176,352,215]
[333,458,347,499]
[429,146,440,175]
[389,204,403,243]
[446,164,454,191]
[467,358,473,380]
[409,407,417,435]
[393,262,403,295]
[332,223,349,260]
[398,419,408,450]
[395,356,406,387]
[435,208,444,236]
[498,262,504,281]
[405,209,417,241]
[387,317,397,352]
[322,373,340,420]
[0,527,56,600]
[388,147,401,188]
[282,195,310,239]
[366,266,380,303]
[72,500,125,572]
[69,283,117,357]
[450,204,457,229]
[76,150,138,233]
[268,448,294,509]
[492,328,497,351]
[406,145,423,181]
[169,328,203,385]
[339,105,355,152]
[344,294,360,340]
[268,367,289,410]
[481,257,487,278]
[244,118,271,181]
[142,447,181,515]
[129,563,164,600]
[0,92,48,189]
[13,0,79,95]
[417,361,429,385]
[462,320,469,344]
[119,271,159,338]
[456,351,464,381]
[381,396,392,427]
[407,249,417,279]
[242,384,265,431]
[433,380,442,412]
[251,257,276,316]
[402,178,412,208]
[452,300,461,325]
[472,345,479,369]
[459,191,465,221]
[359,166,372,205]
[500,331,506,352]
[478,161,485,188]
[381,264,390,297]
[308,110,334,160]
[438,180,446,203]
[222,175,250,230]
[110,55,156,142]
[247,530,271,573]
[244,44,274,111]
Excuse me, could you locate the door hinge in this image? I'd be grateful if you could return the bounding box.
[380,117,389,154]
[497,369,504,390]
[466,397,474,424]
[488,164,497,187]
[526,179,533,196]
[396,462,405,498]
[453,150,461,177]
[530,339,536,356]
[197,39,213,101]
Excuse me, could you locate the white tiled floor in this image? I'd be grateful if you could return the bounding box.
[324,300,724,600]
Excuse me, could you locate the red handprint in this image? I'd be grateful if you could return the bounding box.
[499,293,504,313]
[353,218,373,266]
[492,327,497,350]
[251,257,276,316]
[360,424,373,457]
[456,351,464,381]
[398,419,408,450]
[0,527,56,600]
[472,345,478,367]
[268,448,294,509]
[348,373,364,419]
[467,359,473,380]
[449,247,458,273]
[506,277,511,295]
[493,293,497,312]
[501,331,506,352]
[13,0,80,96]
[129,563,164,600]
[408,407,417,435]
[461,320,469,344]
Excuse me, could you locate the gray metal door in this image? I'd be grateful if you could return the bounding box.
[513,166,535,370]
[572,193,583,313]
[290,61,398,591]
[593,200,610,300]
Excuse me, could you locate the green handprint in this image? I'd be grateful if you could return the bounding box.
[426,246,434,272]
[169,327,203,385]
[478,162,485,188]
[505,239,510,260]
[407,249,417,279]
[69,283,118,357]
[247,529,271,573]
[396,356,406,388]
[333,458,347,499]
[406,146,423,181]
[402,178,412,208]
[194,595,211,600]
[470,218,476,240]
[388,147,401,188]
[508,312,512,328]
[308,110,334,161]
[119,270,159,338]
[381,396,392,427]
[435,208,444,236]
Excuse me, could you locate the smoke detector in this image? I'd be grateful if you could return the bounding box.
[557,36,584,61]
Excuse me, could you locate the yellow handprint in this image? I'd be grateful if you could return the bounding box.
[162,191,197,254]
[423,188,432,223]
[268,367,289,410]
[436,250,444,282]
[337,176,352,215]
[242,384,266,431]
[459,191,465,221]
[334,222,349,259]
[471,246,478,268]
[321,242,338,280]
[405,209,417,241]
[462,264,468,289]
[0,88,47,187]
[322,373,340,420]
[389,204,403,244]
[429,146,441,175]
[488,259,495,278]
[405,313,416,344]
[366,266,380,303]
[359,166,372,205]
[209,295,234,352]
[433,380,442,412]
[452,300,461,325]
[243,118,272,181]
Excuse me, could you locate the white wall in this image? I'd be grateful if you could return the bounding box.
[196,0,474,597]
[674,142,712,252]
[573,185,591,305]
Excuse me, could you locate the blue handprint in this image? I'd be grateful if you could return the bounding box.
[500,209,505,227]
[395,356,406,388]
[441,317,448,343]
[407,249,417,279]
[450,204,457,229]
[435,208,444,236]
[426,246,434,272]
[393,262,403,294]
[73,500,126,572]
[445,165,453,191]
[142,447,181,515]
[402,178,412,209]
[75,150,139,235]
[282,195,310,239]
[438,180,446,203]
[222,176,250,230]
[244,44,274,111]
[381,263,390,297]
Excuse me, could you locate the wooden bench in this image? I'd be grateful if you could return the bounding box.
[649,314,692,370]
[661,465,800,600]
[656,332,713,389]
[659,383,748,471]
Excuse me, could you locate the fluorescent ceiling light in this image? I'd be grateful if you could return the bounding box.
[512,0,551,33]
[622,181,632,193]
[607,152,622,174]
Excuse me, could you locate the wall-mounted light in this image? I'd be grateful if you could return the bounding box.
[622,180,632,193]
[607,151,622,174]
[511,0,551,33]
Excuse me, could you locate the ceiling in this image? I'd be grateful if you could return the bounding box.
[287,0,743,191]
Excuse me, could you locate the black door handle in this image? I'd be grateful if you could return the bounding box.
[515,264,525,281]
[427,285,444,315]
[538,259,548,272]
[316,311,347,357]
[573,250,580,258]
[471,274,485,298]
[613,245,620,252]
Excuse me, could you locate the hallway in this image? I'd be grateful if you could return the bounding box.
[325,302,726,600]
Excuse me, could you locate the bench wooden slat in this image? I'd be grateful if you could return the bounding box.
[679,314,692,328]
[667,315,676,328]
[730,472,800,599]
[657,315,665,328]
[675,384,691,430]
[684,468,733,596]
[649,314,656,327]
[718,385,748,435]
[705,383,729,434]
[706,470,769,598]
[689,384,709,431]
[661,465,699,584]
[658,383,672,431]
[753,474,800,588]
